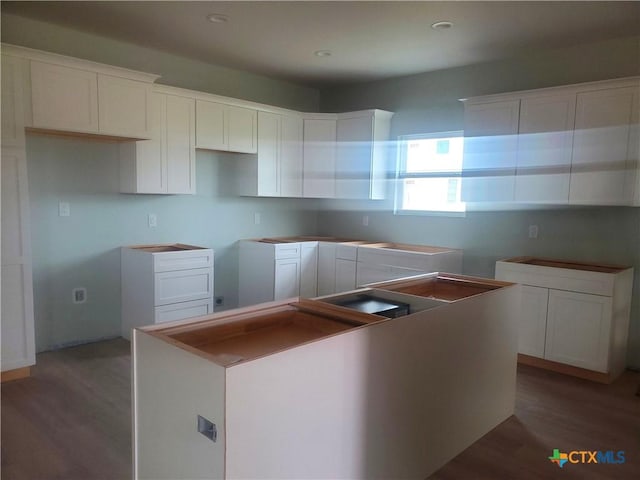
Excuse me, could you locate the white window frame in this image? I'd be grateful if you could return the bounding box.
[394,131,466,216]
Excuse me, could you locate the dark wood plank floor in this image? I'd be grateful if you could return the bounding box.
[2,338,639,479]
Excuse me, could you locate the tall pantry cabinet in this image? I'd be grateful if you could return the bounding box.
[1,53,36,379]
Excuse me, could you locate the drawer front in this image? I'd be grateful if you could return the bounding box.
[495,262,615,297]
[335,244,358,261]
[357,248,432,270]
[154,299,213,324]
[154,268,213,306]
[153,249,214,272]
[274,243,301,260]
[356,262,425,287]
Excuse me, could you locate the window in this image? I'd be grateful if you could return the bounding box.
[395,131,466,214]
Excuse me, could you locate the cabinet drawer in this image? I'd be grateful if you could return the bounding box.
[154,268,213,306]
[154,299,213,324]
[335,244,358,261]
[153,249,214,272]
[357,248,431,270]
[274,243,301,260]
[495,264,615,297]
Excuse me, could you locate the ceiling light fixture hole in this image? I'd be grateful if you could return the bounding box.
[207,13,229,24]
[431,21,453,30]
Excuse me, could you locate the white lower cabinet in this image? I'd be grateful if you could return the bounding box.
[238,240,317,306]
[335,258,357,292]
[495,257,633,381]
[121,244,214,340]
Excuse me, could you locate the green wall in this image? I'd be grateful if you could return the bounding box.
[318,35,640,368]
[26,134,318,351]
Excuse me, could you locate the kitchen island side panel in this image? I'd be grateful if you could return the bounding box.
[224,284,519,479]
[133,331,226,480]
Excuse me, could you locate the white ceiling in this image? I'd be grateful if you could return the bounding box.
[2,1,639,87]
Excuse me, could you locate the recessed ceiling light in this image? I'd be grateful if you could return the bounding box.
[314,50,332,57]
[431,21,453,30]
[207,13,229,24]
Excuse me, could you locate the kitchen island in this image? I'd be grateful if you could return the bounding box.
[133,273,519,479]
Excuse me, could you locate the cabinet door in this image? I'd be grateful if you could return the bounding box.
[120,92,166,193]
[256,111,280,196]
[336,114,373,199]
[31,61,99,134]
[166,95,196,194]
[228,105,257,153]
[98,74,151,138]
[317,243,337,296]
[518,286,549,358]
[515,94,575,203]
[545,289,612,372]
[299,243,318,298]
[461,100,519,202]
[1,148,35,371]
[303,118,337,198]
[1,55,26,147]
[195,100,226,150]
[280,114,303,197]
[274,258,300,300]
[569,86,638,205]
[335,259,357,292]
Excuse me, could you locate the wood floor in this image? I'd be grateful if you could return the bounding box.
[2,338,639,480]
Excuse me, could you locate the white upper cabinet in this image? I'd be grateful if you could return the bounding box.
[120,91,196,194]
[335,110,393,200]
[515,94,576,203]
[195,100,226,150]
[31,61,100,134]
[195,100,257,153]
[461,100,520,202]
[569,86,639,205]
[30,59,155,139]
[166,94,196,194]
[280,114,304,197]
[463,77,639,206]
[303,117,337,198]
[97,74,152,139]
[238,111,303,197]
[228,105,258,153]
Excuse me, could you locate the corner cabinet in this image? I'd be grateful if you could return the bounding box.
[495,257,633,382]
[461,77,640,206]
[120,90,196,194]
[237,111,303,197]
[335,110,393,200]
[302,116,337,198]
[1,53,36,378]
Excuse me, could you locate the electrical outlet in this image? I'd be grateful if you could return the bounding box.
[59,202,70,217]
[254,213,261,225]
[148,213,157,228]
[528,225,539,239]
[215,296,224,307]
[362,215,369,226]
[72,287,87,304]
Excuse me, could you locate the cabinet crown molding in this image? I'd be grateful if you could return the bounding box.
[1,43,161,83]
[460,76,640,104]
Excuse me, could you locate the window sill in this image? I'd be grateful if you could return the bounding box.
[394,209,466,218]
